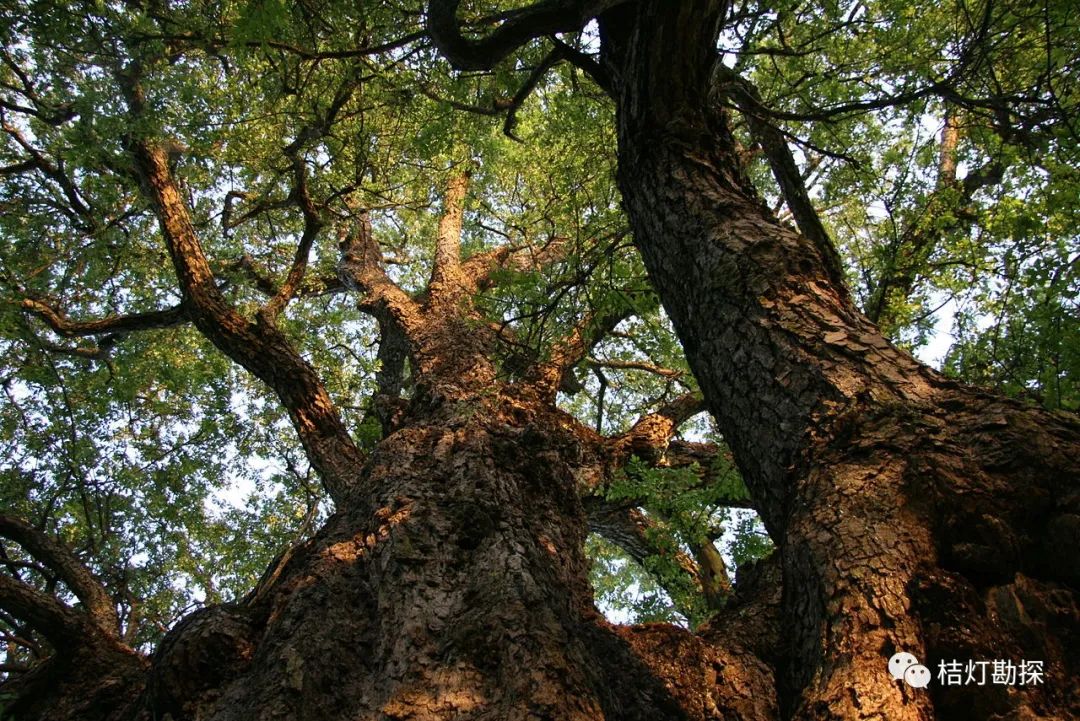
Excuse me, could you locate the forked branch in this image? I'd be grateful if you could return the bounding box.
[337,208,423,336]
[528,303,637,397]
[121,59,365,504]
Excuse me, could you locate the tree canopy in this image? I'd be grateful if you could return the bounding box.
[0,0,1077,711]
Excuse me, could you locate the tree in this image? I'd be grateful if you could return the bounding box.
[429,1,1080,718]
[0,2,1077,721]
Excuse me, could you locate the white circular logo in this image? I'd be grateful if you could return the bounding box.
[888,652,919,681]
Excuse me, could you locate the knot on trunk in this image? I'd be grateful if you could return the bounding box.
[149,604,256,719]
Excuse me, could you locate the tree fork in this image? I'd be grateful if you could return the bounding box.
[126,389,782,721]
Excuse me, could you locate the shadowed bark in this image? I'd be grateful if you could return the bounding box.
[1,69,782,718]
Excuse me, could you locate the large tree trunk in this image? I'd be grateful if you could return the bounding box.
[28,387,772,721]
[146,389,664,721]
[7,4,1077,716]
[2,125,782,719]
[4,387,780,721]
[599,3,1080,720]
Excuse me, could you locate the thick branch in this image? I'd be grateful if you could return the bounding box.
[714,68,846,290]
[0,574,94,651]
[418,46,566,138]
[20,299,188,338]
[865,114,1004,327]
[427,169,471,306]
[337,209,423,335]
[0,516,116,636]
[503,46,566,139]
[25,334,107,361]
[129,136,363,504]
[231,254,344,300]
[586,356,683,379]
[528,304,636,398]
[584,499,711,604]
[460,234,570,291]
[263,74,360,316]
[693,540,732,608]
[937,108,959,186]
[0,51,77,126]
[426,0,628,71]
[262,157,324,317]
[608,393,705,462]
[0,114,91,219]
[549,36,613,93]
[368,313,412,437]
[590,398,754,512]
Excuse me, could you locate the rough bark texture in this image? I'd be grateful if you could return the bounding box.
[1,89,782,718]
[5,4,1078,720]
[598,3,1080,719]
[133,139,365,505]
[3,386,779,721]
[136,389,764,721]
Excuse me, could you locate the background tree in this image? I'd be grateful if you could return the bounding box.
[0,1,1076,720]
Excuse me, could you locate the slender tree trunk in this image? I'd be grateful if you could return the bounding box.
[600,4,1080,720]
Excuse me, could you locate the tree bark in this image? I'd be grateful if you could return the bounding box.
[4,300,788,721]
[140,388,747,721]
[3,101,783,719]
[6,4,1077,719]
[598,3,1080,719]
[5,385,780,721]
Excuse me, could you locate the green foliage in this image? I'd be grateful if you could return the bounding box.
[729,0,1079,406]
[0,0,686,661]
[0,0,1074,673]
[591,456,768,628]
[587,534,685,625]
